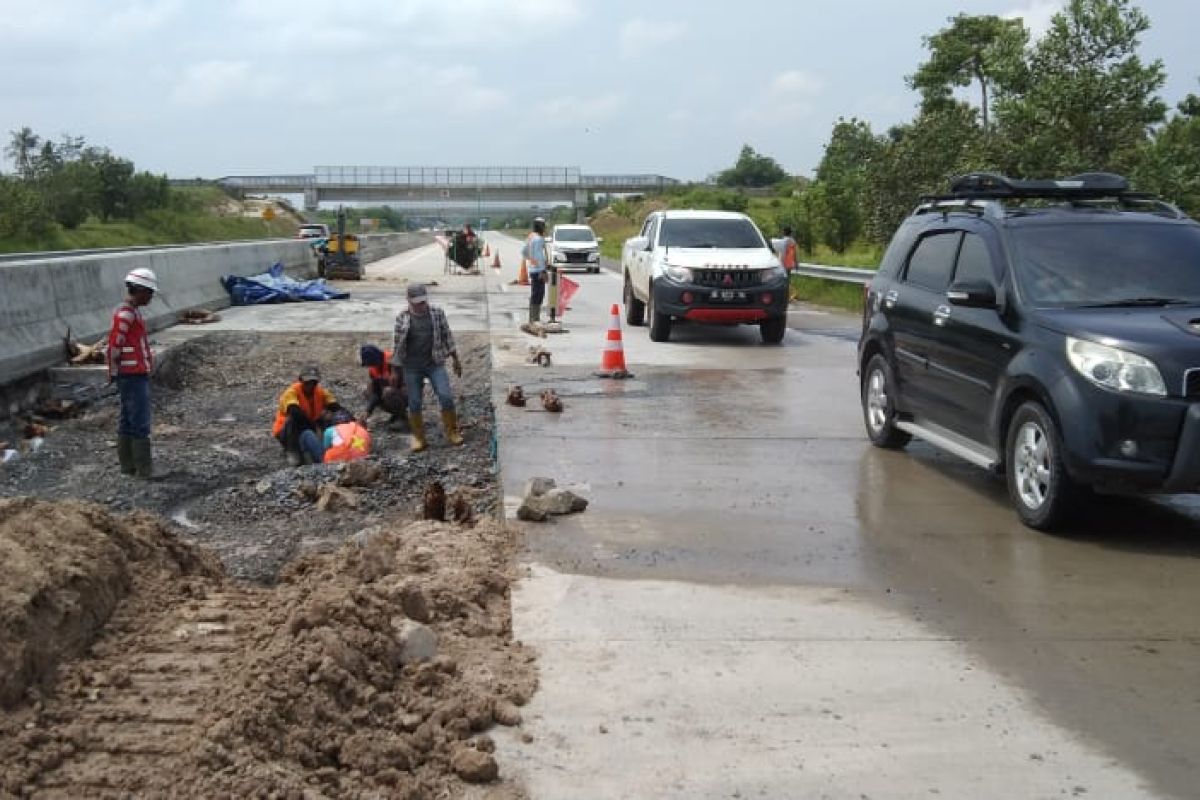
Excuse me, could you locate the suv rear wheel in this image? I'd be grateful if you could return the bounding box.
[1006,401,1079,530]
[648,282,672,342]
[624,275,645,326]
[861,355,910,449]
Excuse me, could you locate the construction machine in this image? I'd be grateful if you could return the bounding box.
[317,207,363,280]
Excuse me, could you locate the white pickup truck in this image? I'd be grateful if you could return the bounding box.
[621,209,789,343]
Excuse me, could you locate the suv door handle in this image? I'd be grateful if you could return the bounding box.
[884,290,899,309]
[933,305,951,326]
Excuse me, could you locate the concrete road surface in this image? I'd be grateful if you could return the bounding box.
[476,232,1200,800]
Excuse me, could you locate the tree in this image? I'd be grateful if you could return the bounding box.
[94,153,135,221]
[6,127,40,178]
[908,14,1028,129]
[1134,88,1200,216]
[995,0,1166,176]
[812,119,883,252]
[717,145,788,188]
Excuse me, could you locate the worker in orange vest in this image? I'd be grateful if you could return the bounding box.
[323,410,371,462]
[272,365,346,465]
[775,226,798,272]
[359,344,407,428]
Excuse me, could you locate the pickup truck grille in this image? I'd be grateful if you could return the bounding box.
[562,251,591,263]
[693,270,762,288]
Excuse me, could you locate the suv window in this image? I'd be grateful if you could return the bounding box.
[904,232,961,293]
[659,218,765,249]
[1012,223,1200,306]
[953,233,994,285]
[554,228,595,243]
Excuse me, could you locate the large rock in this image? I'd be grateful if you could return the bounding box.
[524,477,556,498]
[391,617,438,664]
[451,745,499,783]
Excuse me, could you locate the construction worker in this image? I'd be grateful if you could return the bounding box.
[522,218,549,323]
[108,267,160,479]
[775,226,798,272]
[272,365,345,465]
[359,344,407,427]
[323,410,371,462]
[391,283,464,452]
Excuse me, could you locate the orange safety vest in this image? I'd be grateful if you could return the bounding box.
[782,238,797,270]
[367,350,393,382]
[272,381,334,436]
[323,421,371,463]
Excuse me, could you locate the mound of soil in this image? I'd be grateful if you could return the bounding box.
[0,503,535,798]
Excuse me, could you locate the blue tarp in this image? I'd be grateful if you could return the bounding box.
[221,262,349,305]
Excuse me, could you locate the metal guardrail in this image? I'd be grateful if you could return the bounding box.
[793,262,875,285]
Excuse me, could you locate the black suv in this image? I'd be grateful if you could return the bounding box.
[858,172,1200,529]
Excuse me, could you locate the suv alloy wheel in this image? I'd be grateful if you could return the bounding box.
[1005,401,1079,530]
[861,354,911,449]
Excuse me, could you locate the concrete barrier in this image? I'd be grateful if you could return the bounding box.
[0,232,431,388]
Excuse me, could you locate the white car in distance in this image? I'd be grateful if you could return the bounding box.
[549,224,603,274]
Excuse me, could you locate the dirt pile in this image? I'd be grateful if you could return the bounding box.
[1,506,535,798]
[0,498,218,708]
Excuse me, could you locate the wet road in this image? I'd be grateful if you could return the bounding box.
[477,234,1200,799]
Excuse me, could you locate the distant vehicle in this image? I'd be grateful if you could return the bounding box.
[859,171,1200,529]
[296,223,330,240]
[621,210,789,344]
[549,224,602,274]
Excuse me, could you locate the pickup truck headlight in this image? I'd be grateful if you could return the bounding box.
[664,264,693,283]
[1066,337,1166,396]
[762,266,787,283]
[587,251,600,262]
[553,252,567,263]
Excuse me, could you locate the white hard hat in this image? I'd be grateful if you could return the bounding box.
[124,267,158,292]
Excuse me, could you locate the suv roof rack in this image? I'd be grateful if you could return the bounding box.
[948,171,1130,199]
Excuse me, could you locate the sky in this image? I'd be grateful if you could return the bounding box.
[3,0,1198,182]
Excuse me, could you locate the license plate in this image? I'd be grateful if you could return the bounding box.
[711,290,746,301]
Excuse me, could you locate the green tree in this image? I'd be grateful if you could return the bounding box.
[0,176,53,239]
[717,145,789,188]
[1134,88,1200,215]
[995,0,1166,176]
[908,14,1028,129]
[93,153,135,221]
[813,118,883,252]
[6,127,40,178]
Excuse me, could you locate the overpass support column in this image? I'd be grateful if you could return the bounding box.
[574,189,589,222]
[304,189,319,211]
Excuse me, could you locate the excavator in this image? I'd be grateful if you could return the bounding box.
[316,206,362,280]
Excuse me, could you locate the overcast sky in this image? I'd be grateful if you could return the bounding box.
[4,0,1198,181]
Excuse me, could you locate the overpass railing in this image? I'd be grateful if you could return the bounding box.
[313,166,584,187]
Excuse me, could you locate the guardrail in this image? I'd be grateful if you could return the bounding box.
[793,263,875,285]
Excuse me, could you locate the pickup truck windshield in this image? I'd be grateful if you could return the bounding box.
[554,228,595,242]
[659,218,765,249]
[1012,223,1200,307]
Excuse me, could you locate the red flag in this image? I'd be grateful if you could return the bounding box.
[557,275,580,318]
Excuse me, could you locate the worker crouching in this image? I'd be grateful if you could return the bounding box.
[392,283,464,453]
[359,344,407,430]
[272,365,346,465]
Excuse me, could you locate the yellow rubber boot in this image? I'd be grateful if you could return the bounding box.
[441,409,464,446]
[408,412,428,453]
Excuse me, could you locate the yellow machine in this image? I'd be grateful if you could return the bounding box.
[318,207,363,280]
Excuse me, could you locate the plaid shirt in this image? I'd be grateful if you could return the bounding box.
[392,305,456,368]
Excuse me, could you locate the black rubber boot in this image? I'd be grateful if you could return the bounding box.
[117,435,136,475]
[130,438,165,481]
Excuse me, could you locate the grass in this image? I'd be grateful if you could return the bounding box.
[790,275,866,314]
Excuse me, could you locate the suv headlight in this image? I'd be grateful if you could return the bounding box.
[664,264,693,283]
[1066,337,1166,396]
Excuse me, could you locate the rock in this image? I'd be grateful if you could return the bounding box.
[540,486,588,514]
[400,583,433,623]
[516,501,548,522]
[524,477,556,498]
[391,617,438,664]
[451,745,499,784]
[339,460,382,488]
[255,479,272,495]
[492,700,522,726]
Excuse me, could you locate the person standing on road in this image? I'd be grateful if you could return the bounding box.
[522,218,549,323]
[272,365,346,465]
[391,283,464,453]
[108,267,160,479]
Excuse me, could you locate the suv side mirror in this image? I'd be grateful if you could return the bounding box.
[947,281,997,309]
[626,235,649,252]
[596,236,604,243]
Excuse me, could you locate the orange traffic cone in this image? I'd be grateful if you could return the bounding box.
[518,259,529,285]
[492,252,501,270]
[484,243,491,257]
[596,304,631,378]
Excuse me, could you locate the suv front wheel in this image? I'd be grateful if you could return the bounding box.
[861,354,910,449]
[1006,401,1079,530]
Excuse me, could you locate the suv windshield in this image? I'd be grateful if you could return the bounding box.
[1012,223,1200,307]
[659,218,765,249]
[554,228,595,243]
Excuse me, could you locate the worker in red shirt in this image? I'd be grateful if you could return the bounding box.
[359,344,407,428]
[107,267,159,479]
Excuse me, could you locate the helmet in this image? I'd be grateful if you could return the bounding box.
[124,268,158,292]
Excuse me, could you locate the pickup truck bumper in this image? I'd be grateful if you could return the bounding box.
[654,277,789,323]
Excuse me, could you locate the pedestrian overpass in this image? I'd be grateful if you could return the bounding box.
[216,167,680,215]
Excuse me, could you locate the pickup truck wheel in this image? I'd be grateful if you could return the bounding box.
[648,283,672,342]
[861,355,910,449]
[760,316,786,344]
[624,275,645,326]
[1006,401,1079,531]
